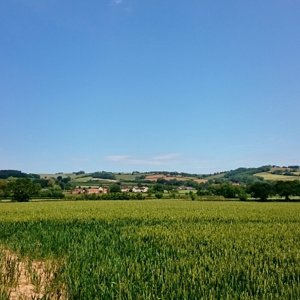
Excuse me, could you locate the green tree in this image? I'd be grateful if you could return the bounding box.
[248,182,272,201]
[214,183,241,198]
[274,181,300,201]
[197,183,212,196]
[0,179,8,198]
[189,191,196,201]
[155,192,163,199]
[295,181,300,196]
[238,190,249,201]
[56,176,72,190]
[110,184,121,193]
[151,184,164,193]
[170,190,178,199]
[8,178,41,202]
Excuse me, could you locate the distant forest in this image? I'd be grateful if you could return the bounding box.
[0,170,39,179]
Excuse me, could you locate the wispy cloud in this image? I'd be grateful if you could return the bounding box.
[112,0,123,5]
[105,153,181,166]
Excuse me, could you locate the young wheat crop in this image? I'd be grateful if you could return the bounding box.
[0,201,299,299]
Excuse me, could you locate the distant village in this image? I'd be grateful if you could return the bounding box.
[71,185,196,195]
[71,186,150,195]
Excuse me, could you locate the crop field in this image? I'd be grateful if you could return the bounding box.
[255,172,300,181]
[0,201,299,299]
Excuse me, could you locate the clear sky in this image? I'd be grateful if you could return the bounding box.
[1,0,299,174]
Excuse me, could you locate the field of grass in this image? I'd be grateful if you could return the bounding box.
[203,173,226,180]
[0,201,299,299]
[255,172,300,181]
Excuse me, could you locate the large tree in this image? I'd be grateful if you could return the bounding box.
[213,183,242,199]
[110,184,121,193]
[275,181,300,201]
[8,178,41,202]
[248,181,272,201]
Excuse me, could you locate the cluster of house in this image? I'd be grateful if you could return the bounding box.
[71,186,149,195]
[71,187,108,195]
[121,186,149,193]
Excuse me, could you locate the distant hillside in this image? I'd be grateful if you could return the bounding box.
[2,165,299,186]
[38,165,300,186]
[221,166,271,184]
[203,165,300,184]
[254,166,300,181]
[144,174,207,184]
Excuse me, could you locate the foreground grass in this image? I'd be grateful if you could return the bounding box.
[0,201,299,299]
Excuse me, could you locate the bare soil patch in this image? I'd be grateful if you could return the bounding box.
[0,248,66,300]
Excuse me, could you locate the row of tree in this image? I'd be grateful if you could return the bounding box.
[196,180,300,201]
[0,170,39,179]
[1,177,300,202]
[0,178,65,201]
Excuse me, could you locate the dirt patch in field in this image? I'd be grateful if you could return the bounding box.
[0,248,66,300]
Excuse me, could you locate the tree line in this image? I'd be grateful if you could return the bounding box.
[197,180,300,201]
[1,171,300,202]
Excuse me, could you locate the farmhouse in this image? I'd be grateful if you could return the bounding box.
[132,186,149,193]
[71,188,84,195]
[71,186,108,195]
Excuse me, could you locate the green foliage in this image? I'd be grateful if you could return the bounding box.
[0,170,40,179]
[238,190,249,201]
[189,191,196,201]
[0,179,8,198]
[212,183,243,198]
[33,178,50,188]
[197,183,213,196]
[90,171,116,180]
[82,192,145,200]
[56,176,72,190]
[151,184,165,193]
[7,178,41,202]
[288,165,300,169]
[155,192,163,199]
[153,178,200,190]
[39,188,65,199]
[169,190,178,199]
[0,202,299,299]
[73,171,85,175]
[110,184,121,193]
[224,166,270,184]
[197,179,300,201]
[248,181,273,201]
[196,182,246,199]
[274,180,300,200]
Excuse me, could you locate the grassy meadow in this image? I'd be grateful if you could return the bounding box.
[0,200,299,299]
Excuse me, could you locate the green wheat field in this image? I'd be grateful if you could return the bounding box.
[0,200,299,299]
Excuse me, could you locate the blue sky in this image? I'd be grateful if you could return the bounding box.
[0,0,299,174]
